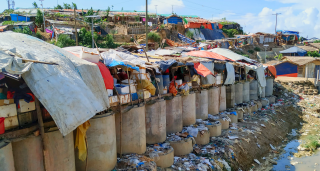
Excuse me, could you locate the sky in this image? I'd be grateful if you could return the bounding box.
[2,0,320,38]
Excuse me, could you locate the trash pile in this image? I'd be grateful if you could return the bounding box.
[145,143,172,160]
[116,154,157,171]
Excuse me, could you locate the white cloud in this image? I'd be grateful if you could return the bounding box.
[140,0,185,14]
[224,1,320,38]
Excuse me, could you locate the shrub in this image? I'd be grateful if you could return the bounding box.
[35,31,42,39]
[147,32,161,42]
[248,50,254,54]
[56,34,76,48]
[160,24,165,29]
[303,135,320,151]
[185,30,194,39]
[2,21,15,25]
[14,26,32,35]
[254,47,261,51]
[35,9,43,27]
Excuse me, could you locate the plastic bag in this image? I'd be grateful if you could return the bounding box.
[137,80,156,95]
[169,81,178,96]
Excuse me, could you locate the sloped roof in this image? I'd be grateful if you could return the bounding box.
[285,57,319,66]
[309,43,320,49]
[297,46,318,52]
[186,51,234,61]
[209,48,256,63]
[280,46,307,54]
[184,18,209,23]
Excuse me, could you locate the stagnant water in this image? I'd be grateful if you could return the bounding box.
[272,140,320,171]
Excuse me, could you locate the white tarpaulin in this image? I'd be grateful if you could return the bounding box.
[0,32,109,136]
[0,51,33,75]
[102,49,146,67]
[208,48,256,63]
[224,63,235,85]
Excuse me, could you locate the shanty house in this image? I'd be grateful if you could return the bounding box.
[279,46,307,56]
[164,14,183,24]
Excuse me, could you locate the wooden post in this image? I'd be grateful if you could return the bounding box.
[74,9,78,46]
[126,67,133,106]
[113,87,122,157]
[35,97,47,171]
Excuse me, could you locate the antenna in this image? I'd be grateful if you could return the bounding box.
[11,0,15,10]
[7,0,10,10]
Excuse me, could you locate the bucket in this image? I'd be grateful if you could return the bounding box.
[229,114,238,123]
[0,117,4,134]
[206,122,222,137]
[194,130,210,145]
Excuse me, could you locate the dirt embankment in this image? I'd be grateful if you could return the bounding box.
[231,106,303,170]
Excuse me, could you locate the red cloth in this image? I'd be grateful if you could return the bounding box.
[194,63,214,77]
[7,91,14,99]
[186,51,234,61]
[95,62,114,89]
[218,24,223,29]
[169,81,178,96]
[207,24,213,30]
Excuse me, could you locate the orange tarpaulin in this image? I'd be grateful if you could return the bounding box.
[194,63,214,77]
[185,22,202,29]
[218,24,223,29]
[265,65,277,78]
[206,24,213,30]
[186,51,234,61]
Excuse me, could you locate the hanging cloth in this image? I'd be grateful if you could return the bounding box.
[75,121,91,161]
[224,63,235,85]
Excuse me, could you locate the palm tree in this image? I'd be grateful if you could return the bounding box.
[274,54,284,61]
[32,2,38,8]
[72,2,77,10]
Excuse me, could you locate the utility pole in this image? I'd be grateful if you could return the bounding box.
[272,13,281,34]
[145,0,148,51]
[39,0,45,30]
[7,0,10,10]
[155,5,157,16]
[74,9,78,46]
[172,5,173,14]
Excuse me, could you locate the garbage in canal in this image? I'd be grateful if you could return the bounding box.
[145,143,174,168]
[115,154,157,171]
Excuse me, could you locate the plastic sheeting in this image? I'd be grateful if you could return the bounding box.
[188,29,205,40]
[194,62,214,77]
[279,47,307,56]
[200,29,225,40]
[101,50,147,71]
[186,51,233,61]
[155,59,178,72]
[0,52,33,75]
[209,48,256,63]
[224,63,235,85]
[0,32,109,136]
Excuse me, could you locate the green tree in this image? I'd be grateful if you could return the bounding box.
[307,51,320,57]
[147,32,161,43]
[72,2,77,10]
[83,8,100,24]
[106,6,110,18]
[63,3,72,9]
[185,30,194,39]
[274,54,284,61]
[56,34,76,48]
[54,4,63,9]
[32,2,38,8]
[14,26,32,35]
[35,9,43,27]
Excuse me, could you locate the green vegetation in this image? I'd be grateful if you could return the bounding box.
[147,32,161,43]
[248,50,254,54]
[54,12,69,18]
[303,135,320,151]
[35,32,42,39]
[83,8,101,24]
[54,5,63,10]
[185,30,194,39]
[78,27,118,48]
[105,7,110,18]
[32,1,38,8]
[314,40,320,43]
[13,26,32,35]
[72,2,77,10]
[63,3,72,9]
[160,24,165,29]
[254,47,261,51]
[219,21,238,26]
[236,51,250,58]
[274,54,284,61]
[2,21,15,25]
[56,34,76,48]
[35,9,44,27]
[134,16,140,22]
[222,28,241,38]
[307,51,320,57]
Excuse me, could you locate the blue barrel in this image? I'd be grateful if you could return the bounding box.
[155,75,164,95]
[162,75,170,94]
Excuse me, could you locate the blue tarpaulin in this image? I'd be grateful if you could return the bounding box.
[167,17,183,24]
[275,62,298,77]
[280,47,307,56]
[10,14,30,22]
[107,60,140,71]
[200,29,225,40]
[155,59,178,72]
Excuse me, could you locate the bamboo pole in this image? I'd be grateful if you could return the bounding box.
[35,97,47,171]
[126,67,133,106]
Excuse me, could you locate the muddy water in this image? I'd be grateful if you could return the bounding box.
[272,140,320,171]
